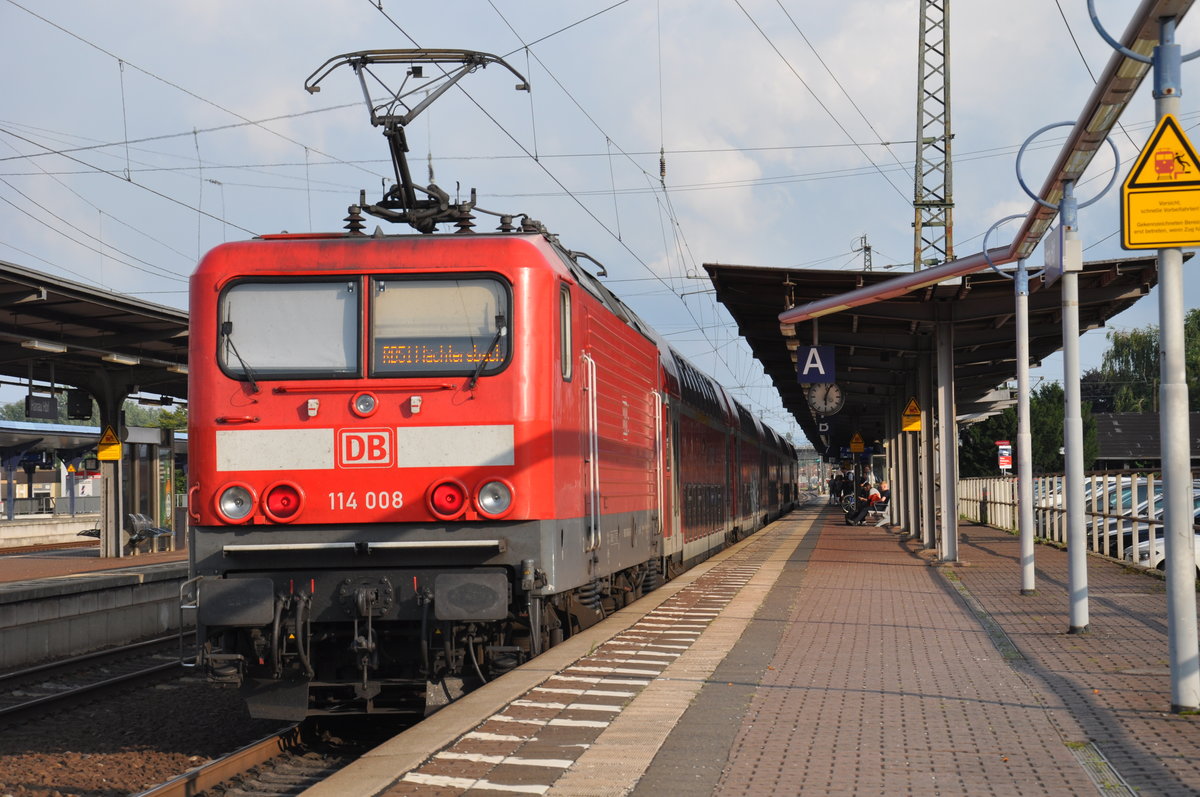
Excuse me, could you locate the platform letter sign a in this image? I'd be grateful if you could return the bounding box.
[797,346,835,383]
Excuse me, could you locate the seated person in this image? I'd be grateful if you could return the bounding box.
[873,481,891,526]
[846,479,882,525]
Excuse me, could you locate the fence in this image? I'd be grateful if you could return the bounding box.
[959,471,1186,569]
[0,494,103,516]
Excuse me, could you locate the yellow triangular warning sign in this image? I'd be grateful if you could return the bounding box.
[99,426,119,445]
[1125,114,1200,189]
[902,397,921,416]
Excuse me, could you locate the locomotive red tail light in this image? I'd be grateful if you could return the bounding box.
[475,479,514,518]
[264,482,304,522]
[216,483,257,524]
[428,479,468,519]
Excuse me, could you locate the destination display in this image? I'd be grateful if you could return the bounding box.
[375,337,506,373]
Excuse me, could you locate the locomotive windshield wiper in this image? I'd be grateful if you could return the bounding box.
[220,321,261,394]
[465,314,506,392]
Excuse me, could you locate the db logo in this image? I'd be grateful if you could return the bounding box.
[337,429,394,467]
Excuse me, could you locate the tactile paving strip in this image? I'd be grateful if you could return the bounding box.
[377,517,806,796]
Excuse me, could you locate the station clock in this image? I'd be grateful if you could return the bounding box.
[807,382,845,416]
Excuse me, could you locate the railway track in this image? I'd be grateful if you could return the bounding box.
[0,635,183,722]
[135,719,404,797]
[135,724,305,797]
[0,539,99,556]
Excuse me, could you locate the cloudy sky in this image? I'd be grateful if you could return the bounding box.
[1,0,1195,444]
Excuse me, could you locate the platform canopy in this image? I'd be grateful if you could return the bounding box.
[705,255,1162,457]
[0,259,188,404]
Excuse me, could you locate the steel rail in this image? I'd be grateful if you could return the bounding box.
[132,725,303,797]
[0,660,179,722]
[0,634,177,684]
[0,540,98,556]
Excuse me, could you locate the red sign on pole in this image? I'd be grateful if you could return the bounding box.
[996,440,1012,471]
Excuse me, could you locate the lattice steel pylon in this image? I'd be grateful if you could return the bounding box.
[913,0,954,270]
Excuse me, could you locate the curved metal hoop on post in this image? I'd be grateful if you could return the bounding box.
[983,214,1042,280]
[1088,0,1200,63]
[1015,122,1121,210]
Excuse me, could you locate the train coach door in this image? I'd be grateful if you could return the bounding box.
[654,391,668,539]
[581,351,600,552]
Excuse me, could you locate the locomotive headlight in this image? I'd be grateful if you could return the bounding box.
[476,479,514,518]
[351,391,378,417]
[217,483,256,522]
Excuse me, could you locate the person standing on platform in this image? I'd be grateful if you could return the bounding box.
[829,473,844,505]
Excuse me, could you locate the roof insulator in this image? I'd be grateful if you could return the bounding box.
[344,205,366,235]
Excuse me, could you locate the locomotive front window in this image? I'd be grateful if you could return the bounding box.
[219,281,359,378]
[371,277,511,376]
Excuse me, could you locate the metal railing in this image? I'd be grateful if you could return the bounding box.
[960,471,1194,569]
[3,496,54,515]
[0,495,103,516]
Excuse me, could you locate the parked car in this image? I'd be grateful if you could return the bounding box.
[1038,476,1158,538]
[1123,518,1200,579]
[1094,487,1200,557]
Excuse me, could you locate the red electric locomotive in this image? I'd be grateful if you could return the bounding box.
[181,50,798,719]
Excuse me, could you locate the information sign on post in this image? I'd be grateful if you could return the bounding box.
[1042,223,1083,287]
[97,426,122,462]
[796,346,835,383]
[996,440,1012,472]
[1121,114,1200,249]
[24,394,56,421]
[901,397,921,432]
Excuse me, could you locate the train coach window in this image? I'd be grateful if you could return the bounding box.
[219,281,358,377]
[371,277,512,376]
[560,284,572,380]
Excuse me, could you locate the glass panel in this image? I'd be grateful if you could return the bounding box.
[372,278,510,375]
[220,281,358,377]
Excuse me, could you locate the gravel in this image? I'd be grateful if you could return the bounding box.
[0,673,289,797]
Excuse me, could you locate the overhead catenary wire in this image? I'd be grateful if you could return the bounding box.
[731,0,911,206]
[771,0,913,193]
[3,0,378,182]
[0,136,197,267]
[365,1,785,422]
[0,192,187,284]
[0,127,256,237]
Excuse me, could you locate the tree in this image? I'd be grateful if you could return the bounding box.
[155,406,188,430]
[1101,323,1159,411]
[958,408,1015,477]
[1098,308,1200,412]
[958,381,1096,476]
[1080,368,1115,413]
[1027,381,1097,473]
